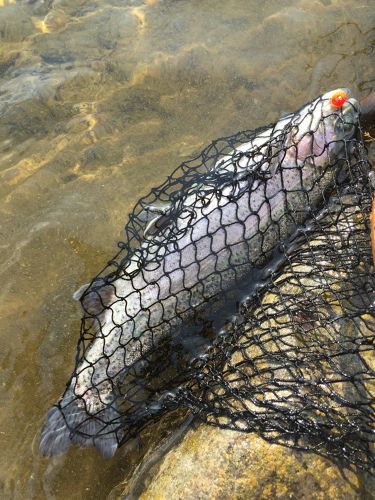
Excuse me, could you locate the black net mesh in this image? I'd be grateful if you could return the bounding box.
[40,89,375,473]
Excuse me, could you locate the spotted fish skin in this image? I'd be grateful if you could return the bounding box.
[39,89,359,458]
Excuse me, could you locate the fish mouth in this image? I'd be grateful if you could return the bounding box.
[333,98,360,138]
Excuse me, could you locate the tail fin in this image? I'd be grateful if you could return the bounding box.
[39,389,121,458]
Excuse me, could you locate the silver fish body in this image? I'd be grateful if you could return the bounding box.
[40,89,359,458]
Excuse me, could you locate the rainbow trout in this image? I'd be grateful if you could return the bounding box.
[40,89,360,458]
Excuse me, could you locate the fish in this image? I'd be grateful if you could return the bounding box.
[39,89,360,458]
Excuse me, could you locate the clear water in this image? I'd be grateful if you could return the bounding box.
[0,0,374,498]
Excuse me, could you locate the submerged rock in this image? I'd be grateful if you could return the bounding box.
[118,424,373,499]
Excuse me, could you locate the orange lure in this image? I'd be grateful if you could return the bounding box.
[330,89,348,108]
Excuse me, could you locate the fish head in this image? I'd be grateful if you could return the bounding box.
[313,88,359,154]
[286,88,360,165]
[280,89,360,198]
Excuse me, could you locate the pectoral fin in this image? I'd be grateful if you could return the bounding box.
[73,284,90,301]
[73,280,115,316]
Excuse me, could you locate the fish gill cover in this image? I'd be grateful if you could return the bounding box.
[40,89,375,472]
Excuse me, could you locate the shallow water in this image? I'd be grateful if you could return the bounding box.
[0,0,374,498]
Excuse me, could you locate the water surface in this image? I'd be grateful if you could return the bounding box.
[0,0,374,498]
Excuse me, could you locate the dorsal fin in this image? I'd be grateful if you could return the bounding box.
[139,203,173,239]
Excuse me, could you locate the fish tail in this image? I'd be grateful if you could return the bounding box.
[39,388,120,458]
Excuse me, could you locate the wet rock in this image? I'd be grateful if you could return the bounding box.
[0,5,36,42]
[41,51,75,65]
[0,51,19,76]
[119,425,373,499]
[42,9,69,32]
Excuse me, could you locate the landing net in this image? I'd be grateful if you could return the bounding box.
[40,90,375,472]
